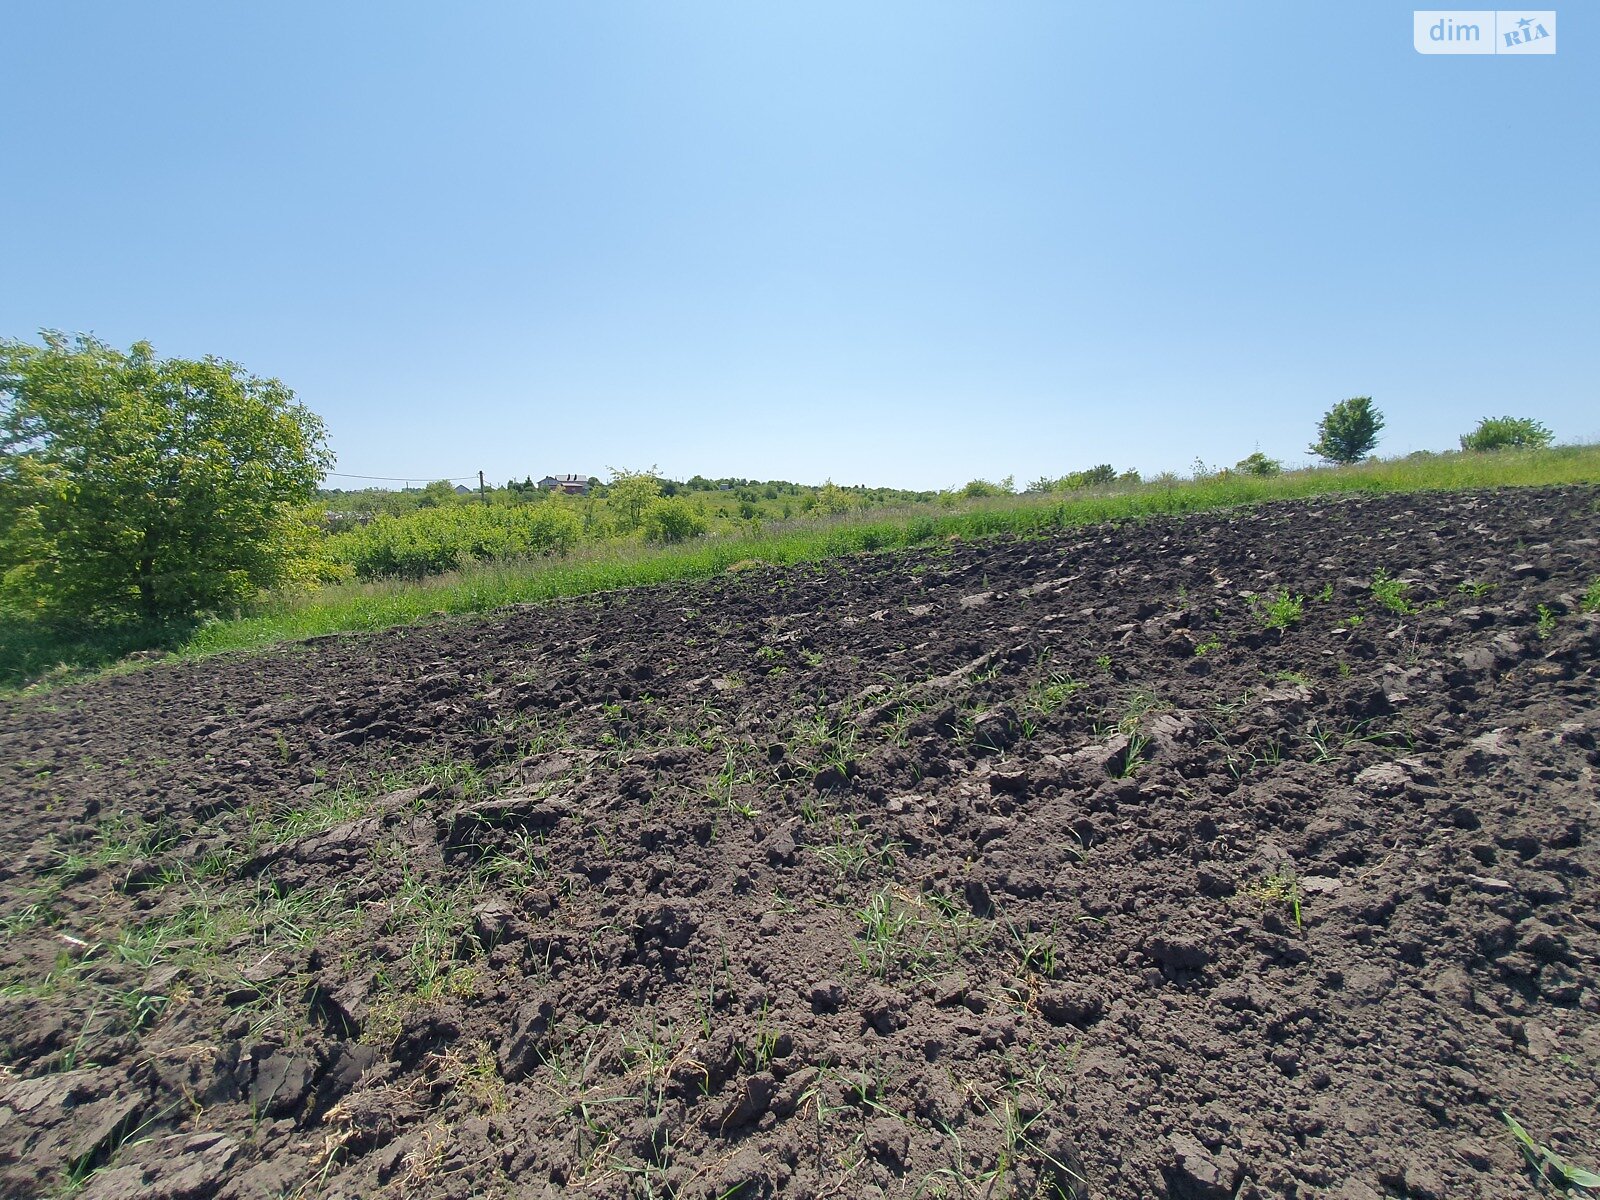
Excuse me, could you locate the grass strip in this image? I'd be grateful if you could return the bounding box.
[5,444,1598,692]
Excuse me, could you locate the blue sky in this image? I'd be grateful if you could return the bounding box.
[3,2,1594,490]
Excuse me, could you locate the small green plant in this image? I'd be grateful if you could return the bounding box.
[1245,871,1303,931]
[1256,590,1304,630]
[951,1078,1089,1197]
[1115,731,1149,778]
[1007,922,1058,979]
[57,1006,103,1073]
[1536,604,1557,639]
[1502,1111,1600,1191]
[1031,672,1086,713]
[0,898,57,935]
[1223,735,1284,780]
[476,829,551,889]
[1582,578,1600,614]
[1457,579,1495,599]
[811,817,898,880]
[748,999,782,1073]
[1303,722,1337,764]
[855,889,916,979]
[1193,635,1222,657]
[1118,688,1166,729]
[705,745,760,818]
[1316,582,1334,603]
[1370,569,1413,615]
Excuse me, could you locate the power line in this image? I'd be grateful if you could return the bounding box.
[323,471,480,484]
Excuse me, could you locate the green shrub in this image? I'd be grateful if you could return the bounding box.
[1235,452,1282,476]
[642,497,707,544]
[329,504,581,580]
[960,478,1012,498]
[1033,465,1121,492]
[1460,416,1554,452]
[606,468,662,532]
[814,480,857,515]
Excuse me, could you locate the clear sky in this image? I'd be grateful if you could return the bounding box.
[3,2,1594,490]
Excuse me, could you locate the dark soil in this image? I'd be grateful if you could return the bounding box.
[2,487,1599,1200]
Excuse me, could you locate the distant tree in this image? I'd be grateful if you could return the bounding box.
[1309,397,1384,464]
[960,479,1009,498]
[606,466,662,531]
[1235,451,1283,476]
[1030,466,1124,492]
[1460,416,1553,452]
[416,480,459,508]
[814,480,855,515]
[0,332,331,622]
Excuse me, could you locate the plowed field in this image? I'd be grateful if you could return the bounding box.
[2,487,1598,1200]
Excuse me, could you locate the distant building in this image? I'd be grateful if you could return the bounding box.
[453,484,473,495]
[538,474,594,495]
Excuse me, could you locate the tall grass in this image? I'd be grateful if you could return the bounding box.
[6,445,1598,691]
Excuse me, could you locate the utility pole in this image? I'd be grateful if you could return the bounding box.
[479,470,489,506]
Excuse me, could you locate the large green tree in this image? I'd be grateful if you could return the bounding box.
[0,332,333,622]
[1308,396,1384,464]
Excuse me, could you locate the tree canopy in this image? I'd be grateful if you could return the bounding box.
[1308,396,1384,464]
[605,467,663,532]
[0,333,333,622]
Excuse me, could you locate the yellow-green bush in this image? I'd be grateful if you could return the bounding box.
[329,504,582,580]
[642,496,708,543]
